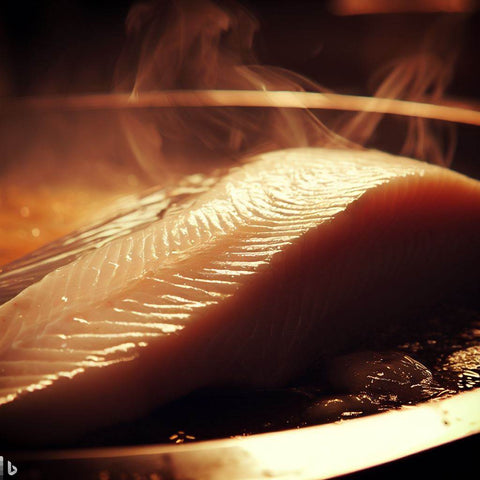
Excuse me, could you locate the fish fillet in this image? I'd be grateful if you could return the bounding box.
[0,147,479,446]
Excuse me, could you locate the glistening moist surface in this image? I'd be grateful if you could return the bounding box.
[0,147,479,445]
[0,174,220,305]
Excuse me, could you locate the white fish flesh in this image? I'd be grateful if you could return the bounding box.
[0,147,479,446]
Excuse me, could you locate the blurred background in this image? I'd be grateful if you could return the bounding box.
[0,0,479,97]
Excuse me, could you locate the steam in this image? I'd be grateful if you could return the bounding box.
[113,0,352,180]
[112,0,464,177]
[0,0,470,264]
[337,16,463,166]
[0,0,468,187]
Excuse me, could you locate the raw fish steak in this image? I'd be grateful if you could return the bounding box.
[1,147,479,446]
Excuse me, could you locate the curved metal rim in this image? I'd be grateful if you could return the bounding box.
[15,388,480,480]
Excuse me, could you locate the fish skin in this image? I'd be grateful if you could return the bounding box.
[0,147,479,446]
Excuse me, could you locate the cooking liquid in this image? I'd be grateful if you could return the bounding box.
[71,297,480,448]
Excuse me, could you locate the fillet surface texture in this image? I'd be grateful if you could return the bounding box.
[1,147,479,446]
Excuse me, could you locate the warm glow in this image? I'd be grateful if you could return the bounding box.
[0,184,142,266]
[1,0,479,467]
[330,0,476,15]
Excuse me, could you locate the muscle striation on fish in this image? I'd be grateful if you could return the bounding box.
[0,147,479,446]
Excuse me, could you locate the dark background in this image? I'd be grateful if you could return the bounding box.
[1,0,479,97]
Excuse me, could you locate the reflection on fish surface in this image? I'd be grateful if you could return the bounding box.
[0,147,479,447]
